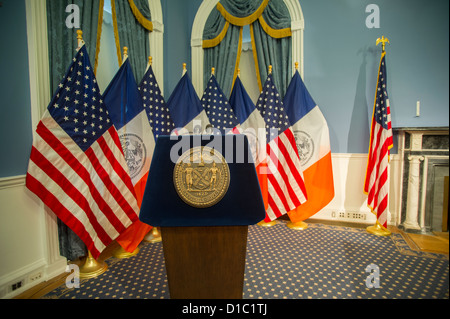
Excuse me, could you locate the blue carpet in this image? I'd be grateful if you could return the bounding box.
[42,221,449,299]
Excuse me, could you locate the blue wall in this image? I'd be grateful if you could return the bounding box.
[300,0,449,153]
[0,0,448,177]
[0,0,32,177]
[161,0,203,96]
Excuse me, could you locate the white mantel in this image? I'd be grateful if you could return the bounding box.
[394,127,449,233]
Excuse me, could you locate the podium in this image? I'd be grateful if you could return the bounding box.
[140,134,265,299]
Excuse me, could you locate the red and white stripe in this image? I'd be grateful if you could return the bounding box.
[26,113,139,258]
[364,100,393,228]
[264,128,307,221]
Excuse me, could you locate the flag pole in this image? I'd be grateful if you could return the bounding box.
[257,65,277,228]
[113,46,141,258]
[71,29,109,278]
[286,62,308,231]
[366,36,391,237]
[140,56,163,244]
[111,47,145,257]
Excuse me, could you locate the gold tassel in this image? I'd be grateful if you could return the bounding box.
[111,0,123,67]
[202,21,230,48]
[216,0,269,26]
[93,0,104,76]
[257,15,291,38]
[127,0,153,31]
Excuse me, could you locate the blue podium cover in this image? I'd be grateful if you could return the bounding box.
[139,134,266,227]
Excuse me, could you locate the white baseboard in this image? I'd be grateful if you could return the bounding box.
[0,258,46,299]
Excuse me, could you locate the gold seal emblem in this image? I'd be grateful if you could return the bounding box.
[173,146,230,208]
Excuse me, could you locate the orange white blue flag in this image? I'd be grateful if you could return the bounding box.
[283,70,335,223]
[230,76,268,210]
[166,71,210,134]
[103,58,155,253]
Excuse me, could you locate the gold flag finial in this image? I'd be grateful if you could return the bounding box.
[376,36,390,52]
[183,63,186,71]
[238,68,241,77]
[148,56,153,66]
[211,67,215,75]
[268,65,272,74]
[76,30,84,48]
[123,47,128,61]
[295,62,299,70]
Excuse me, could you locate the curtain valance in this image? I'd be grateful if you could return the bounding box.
[203,0,291,48]
[202,0,292,97]
[216,0,268,26]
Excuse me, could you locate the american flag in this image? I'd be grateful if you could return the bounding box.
[139,65,175,139]
[26,45,140,259]
[364,52,393,228]
[256,73,307,221]
[201,75,241,134]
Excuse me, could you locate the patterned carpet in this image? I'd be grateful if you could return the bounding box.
[42,221,449,299]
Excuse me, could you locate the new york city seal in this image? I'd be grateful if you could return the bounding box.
[173,146,230,208]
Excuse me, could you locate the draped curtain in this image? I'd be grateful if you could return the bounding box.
[202,0,292,97]
[47,0,104,260]
[111,0,152,82]
[47,0,104,96]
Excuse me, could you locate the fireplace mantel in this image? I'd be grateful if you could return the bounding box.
[393,127,449,234]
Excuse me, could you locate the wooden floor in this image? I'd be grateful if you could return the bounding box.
[14,220,449,299]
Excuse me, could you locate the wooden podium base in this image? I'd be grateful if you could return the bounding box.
[161,226,248,299]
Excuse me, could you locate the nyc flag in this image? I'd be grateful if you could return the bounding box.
[229,76,268,208]
[364,51,393,228]
[201,74,241,134]
[103,58,155,253]
[283,70,335,223]
[256,73,307,221]
[166,71,210,134]
[26,45,139,259]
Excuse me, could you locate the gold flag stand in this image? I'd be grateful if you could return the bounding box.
[113,245,140,258]
[366,36,391,238]
[286,221,308,230]
[367,221,391,237]
[79,251,108,279]
[257,220,277,227]
[144,227,162,243]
